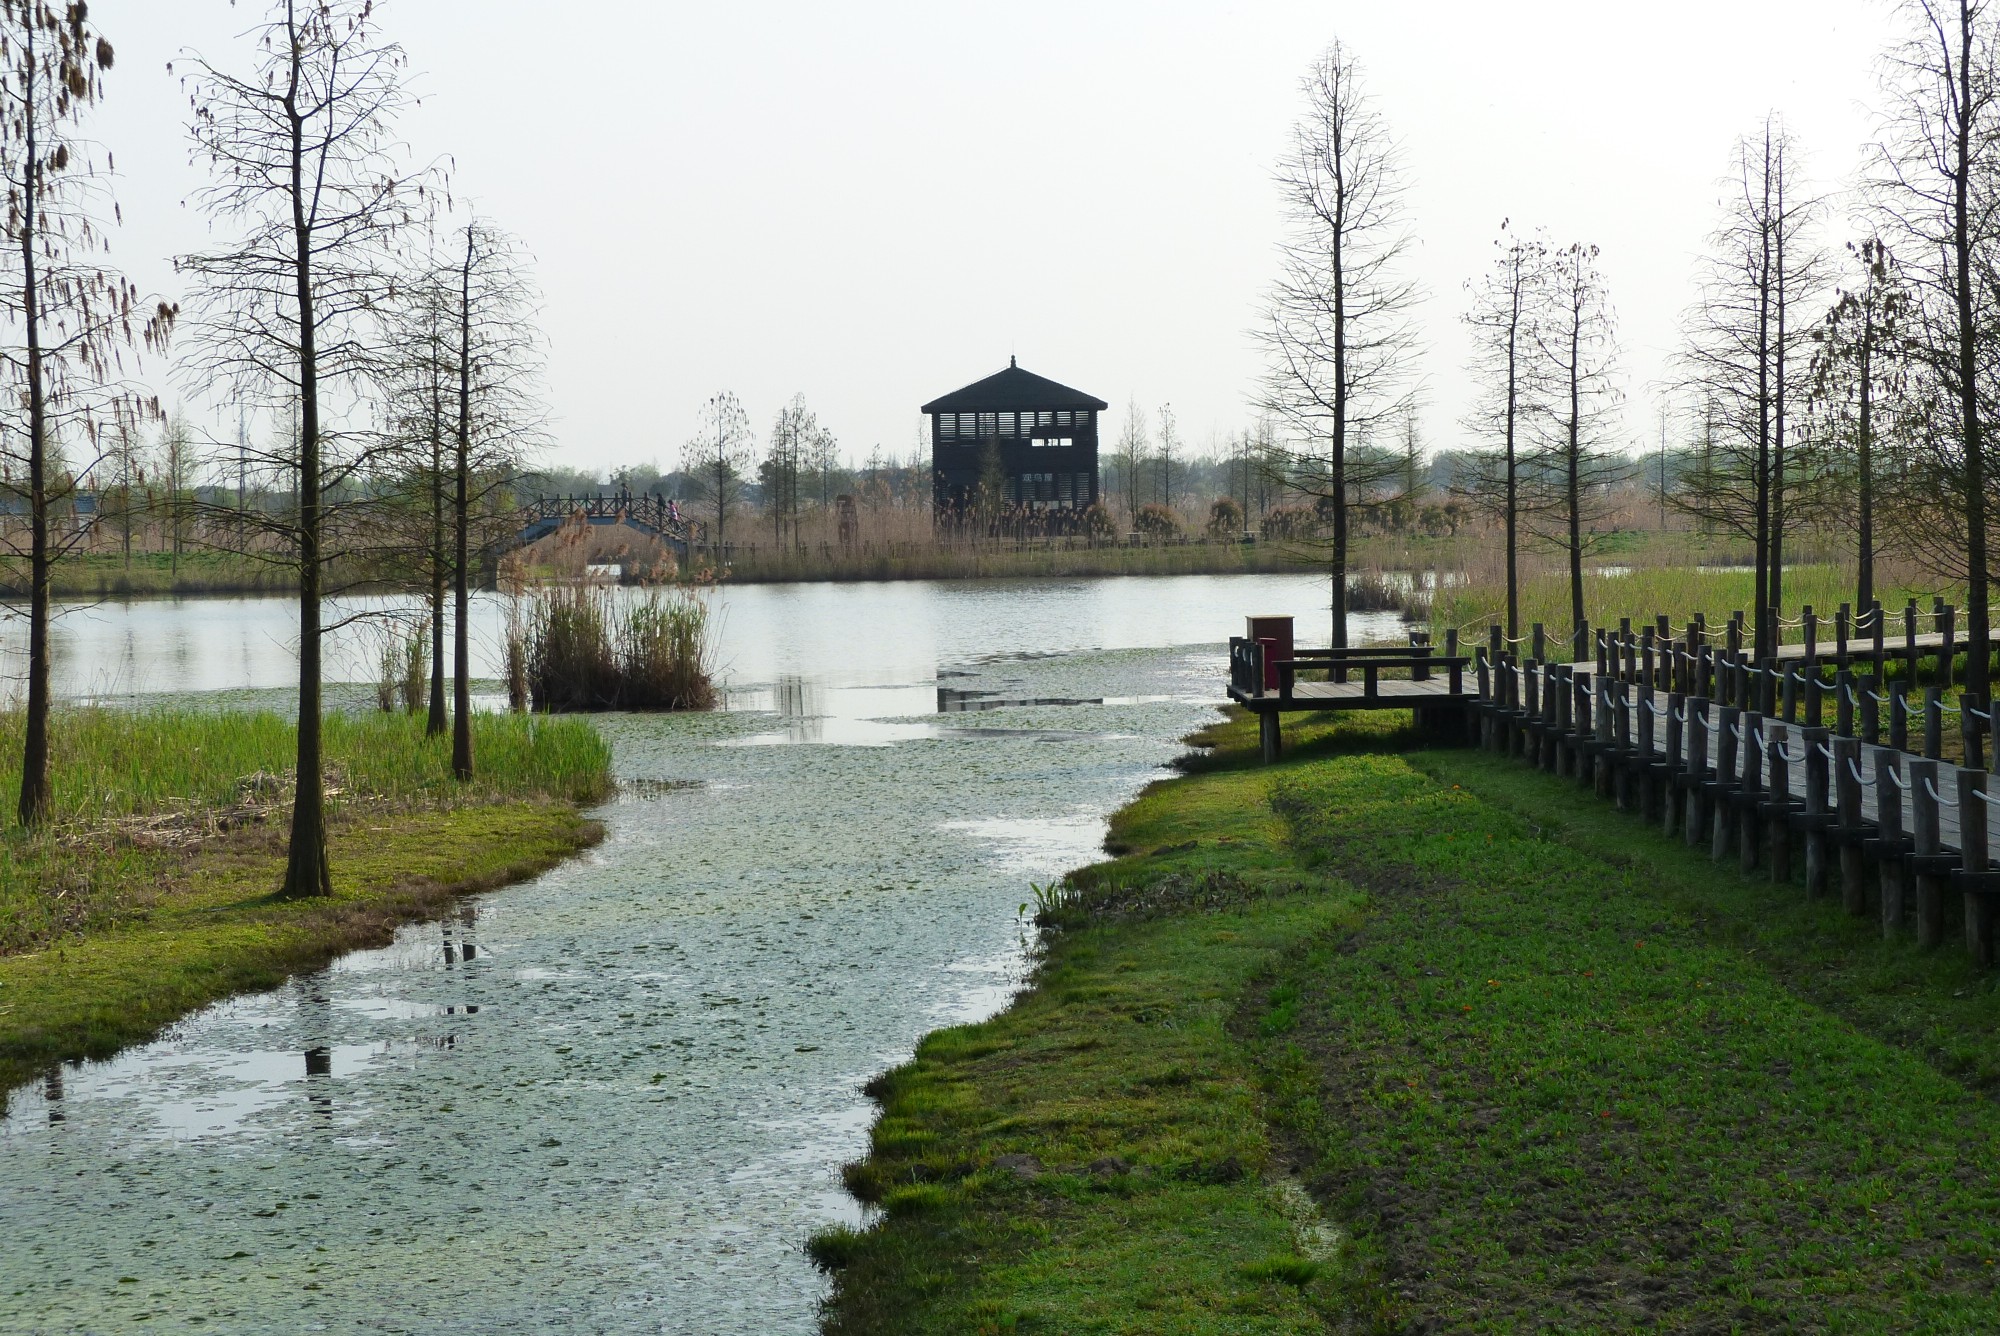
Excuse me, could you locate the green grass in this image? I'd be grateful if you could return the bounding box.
[814,736,1368,1334]
[0,709,611,956]
[0,802,601,1100]
[820,707,2000,1331]
[1432,560,1962,650]
[715,538,1295,585]
[0,707,612,1101]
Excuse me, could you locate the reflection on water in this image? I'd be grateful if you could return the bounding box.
[0,573,1405,1334]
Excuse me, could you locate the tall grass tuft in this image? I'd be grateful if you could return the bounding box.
[525,583,716,712]
[400,619,429,714]
[374,619,430,714]
[527,583,618,710]
[618,587,718,710]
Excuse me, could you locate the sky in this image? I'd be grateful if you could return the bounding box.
[87,0,1897,481]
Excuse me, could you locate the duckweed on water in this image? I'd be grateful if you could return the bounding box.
[818,707,2000,1332]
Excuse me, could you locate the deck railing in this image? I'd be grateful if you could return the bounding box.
[1460,604,2000,966]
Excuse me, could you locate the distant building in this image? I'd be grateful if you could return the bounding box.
[921,358,1106,515]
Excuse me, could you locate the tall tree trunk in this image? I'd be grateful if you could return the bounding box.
[426,353,447,736]
[1770,156,1789,636]
[452,230,475,781]
[1504,295,1520,643]
[1857,297,1875,614]
[1329,207,1350,651]
[17,27,48,829]
[282,24,331,899]
[1565,299,1584,638]
[1753,137,1773,662]
[712,456,726,549]
[1955,2,1992,704]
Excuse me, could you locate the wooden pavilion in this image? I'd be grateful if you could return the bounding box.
[921,359,1106,516]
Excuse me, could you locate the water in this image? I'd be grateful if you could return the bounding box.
[0,573,1403,1335]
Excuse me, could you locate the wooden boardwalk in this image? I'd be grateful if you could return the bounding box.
[1467,620,2000,966]
[1224,602,2000,964]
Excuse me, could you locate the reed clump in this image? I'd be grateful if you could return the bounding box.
[525,582,717,712]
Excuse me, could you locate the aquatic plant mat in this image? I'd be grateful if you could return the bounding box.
[0,710,610,1098]
[816,709,2000,1332]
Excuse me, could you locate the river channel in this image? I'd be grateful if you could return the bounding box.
[0,574,1400,1335]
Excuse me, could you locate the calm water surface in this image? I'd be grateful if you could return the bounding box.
[0,574,1400,1335]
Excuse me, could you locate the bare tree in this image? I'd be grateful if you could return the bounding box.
[178,0,426,896]
[0,0,171,827]
[1155,402,1179,510]
[684,390,754,549]
[103,415,142,568]
[1806,239,1912,613]
[1114,399,1146,520]
[159,412,195,582]
[1533,242,1623,641]
[381,239,452,735]
[809,420,840,511]
[441,217,544,781]
[1458,221,1548,641]
[764,394,812,548]
[1674,117,1823,658]
[1874,0,2000,703]
[1257,39,1421,648]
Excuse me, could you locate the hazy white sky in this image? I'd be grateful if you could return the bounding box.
[89,0,1894,479]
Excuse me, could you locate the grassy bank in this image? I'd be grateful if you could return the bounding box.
[0,710,611,1098]
[710,538,1300,584]
[816,709,2000,1331]
[0,551,315,599]
[1429,559,1963,647]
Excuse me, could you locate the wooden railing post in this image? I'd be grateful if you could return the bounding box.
[1738,712,1765,873]
[1872,750,1907,938]
[1553,666,1574,778]
[1942,602,1958,689]
[1957,768,1993,966]
[1801,728,1832,900]
[1686,698,1711,848]
[1664,691,1685,837]
[1860,674,1881,747]
[1910,759,1947,947]
[1870,598,1887,679]
[1834,736,1867,916]
[1637,683,1660,821]
[1925,686,1943,761]
[1890,681,1910,755]
[1594,680,1615,799]
[1905,598,1921,685]
[1711,706,1740,864]
[1767,723,1794,883]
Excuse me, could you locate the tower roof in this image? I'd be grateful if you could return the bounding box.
[921,359,1108,414]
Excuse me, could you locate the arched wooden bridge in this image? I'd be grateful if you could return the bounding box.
[507,493,701,558]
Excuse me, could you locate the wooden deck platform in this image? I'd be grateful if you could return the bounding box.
[1229,677,1464,711]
